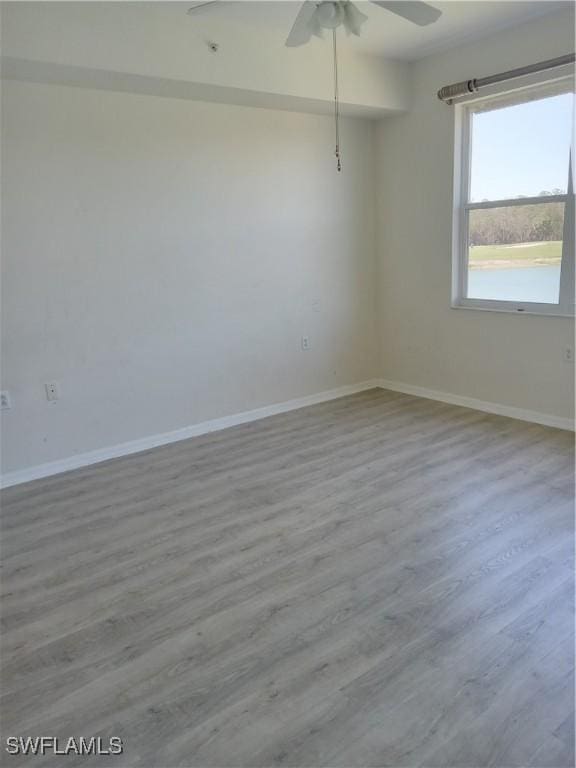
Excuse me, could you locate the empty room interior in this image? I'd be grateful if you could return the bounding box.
[1,1,575,766]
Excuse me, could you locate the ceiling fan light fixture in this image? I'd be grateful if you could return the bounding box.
[342,2,368,36]
[316,1,344,30]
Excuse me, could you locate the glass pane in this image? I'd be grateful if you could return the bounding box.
[470,92,573,202]
[467,203,564,304]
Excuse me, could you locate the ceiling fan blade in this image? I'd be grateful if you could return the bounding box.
[285,1,319,47]
[370,1,441,26]
[186,1,228,16]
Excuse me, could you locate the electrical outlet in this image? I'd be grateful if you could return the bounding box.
[45,381,60,401]
[301,336,311,351]
[564,347,574,363]
[0,391,12,410]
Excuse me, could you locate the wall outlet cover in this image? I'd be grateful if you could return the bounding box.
[45,381,60,401]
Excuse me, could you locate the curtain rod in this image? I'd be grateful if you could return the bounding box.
[437,53,575,104]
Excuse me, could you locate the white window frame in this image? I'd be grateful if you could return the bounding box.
[452,76,575,317]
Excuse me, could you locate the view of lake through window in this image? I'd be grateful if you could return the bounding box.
[466,91,573,305]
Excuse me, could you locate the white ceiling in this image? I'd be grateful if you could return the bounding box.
[182,1,571,59]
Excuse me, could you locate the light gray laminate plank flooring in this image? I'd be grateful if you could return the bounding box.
[1,389,574,767]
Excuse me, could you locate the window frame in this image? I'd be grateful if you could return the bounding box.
[451,77,575,317]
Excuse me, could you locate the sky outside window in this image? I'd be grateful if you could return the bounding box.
[470,92,574,202]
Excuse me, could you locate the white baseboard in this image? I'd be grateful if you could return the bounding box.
[3,376,572,489]
[378,378,575,432]
[0,379,381,489]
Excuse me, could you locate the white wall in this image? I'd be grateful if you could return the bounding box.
[376,9,575,421]
[1,80,378,474]
[3,8,574,480]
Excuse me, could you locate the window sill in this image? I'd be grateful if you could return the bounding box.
[451,302,574,318]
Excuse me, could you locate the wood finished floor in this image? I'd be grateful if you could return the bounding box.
[1,389,574,768]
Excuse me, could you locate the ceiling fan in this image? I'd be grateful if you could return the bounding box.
[188,2,442,47]
[285,1,441,47]
[187,1,442,171]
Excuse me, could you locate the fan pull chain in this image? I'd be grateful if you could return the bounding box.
[332,28,341,173]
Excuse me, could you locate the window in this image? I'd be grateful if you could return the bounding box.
[452,80,575,315]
